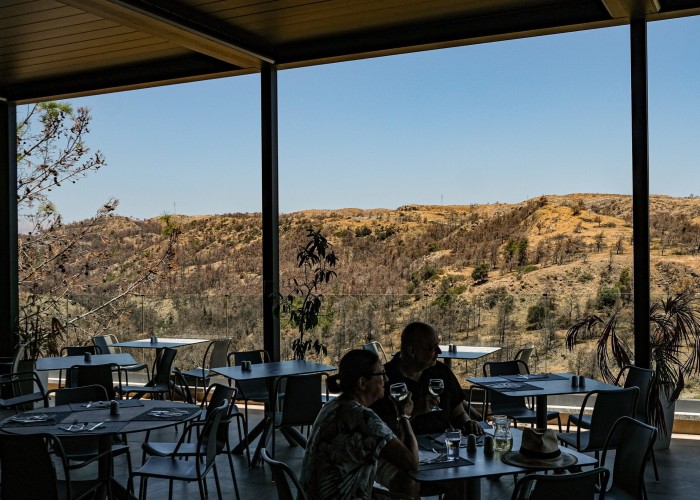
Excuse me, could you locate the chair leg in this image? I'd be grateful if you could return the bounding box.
[650,448,660,481]
[226,439,241,500]
[213,463,223,500]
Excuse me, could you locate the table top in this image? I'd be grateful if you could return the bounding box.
[438,346,501,360]
[35,353,137,371]
[0,400,201,437]
[467,372,621,397]
[211,359,336,381]
[112,337,208,349]
[411,428,597,484]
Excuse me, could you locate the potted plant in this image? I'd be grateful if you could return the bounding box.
[278,228,337,360]
[566,292,700,448]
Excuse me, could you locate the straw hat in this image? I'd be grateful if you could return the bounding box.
[502,428,577,469]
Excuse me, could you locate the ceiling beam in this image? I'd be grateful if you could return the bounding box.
[2,55,251,104]
[601,0,661,18]
[59,0,273,69]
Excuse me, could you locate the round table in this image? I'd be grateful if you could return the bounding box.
[0,400,201,499]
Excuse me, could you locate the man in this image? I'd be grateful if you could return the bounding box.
[372,321,483,436]
[372,322,483,498]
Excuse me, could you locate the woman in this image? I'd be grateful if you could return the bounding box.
[299,349,419,499]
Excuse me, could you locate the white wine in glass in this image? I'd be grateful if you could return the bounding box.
[428,378,444,412]
[390,382,409,401]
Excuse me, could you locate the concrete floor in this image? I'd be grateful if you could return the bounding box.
[1,404,697,499]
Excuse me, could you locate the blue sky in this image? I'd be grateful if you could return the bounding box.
[45,16,700,223]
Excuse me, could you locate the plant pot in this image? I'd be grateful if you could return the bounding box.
[654,390,676,450]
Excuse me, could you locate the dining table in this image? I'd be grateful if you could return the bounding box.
[467,372,623,429]
[437,345,501,370]
[412,427,597,500]
[211,359,336,467]
[35,353,137,371]
[0,399,201,500]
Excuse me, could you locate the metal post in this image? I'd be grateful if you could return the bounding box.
[630,17,651,369]
[0,101,18,358]
[261,63,280,361]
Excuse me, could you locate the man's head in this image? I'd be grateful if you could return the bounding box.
[401,322,441,370]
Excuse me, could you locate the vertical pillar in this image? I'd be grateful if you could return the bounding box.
[261,64,281,361]
[630,18,651,369]
[0,101,18,358]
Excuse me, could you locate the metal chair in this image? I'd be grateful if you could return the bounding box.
[557,387,639,461]
[511,467,609,500]
[128,399,229,500]
[260,448,308,500]
[53,384,133,477]
[0,432,108,500]
[482,360,562,431]
[0,370,49,412]
[362,340,388,363]
[92,334,150,385]
[567,365,658,480]
[271,373,323,458]
[59,345,102,388]
[119,347,177,400]
[514,346,534,374]
[142,381,243,500]
[600,416,657,500]
[181,338,231,400]
[73,363,121,401]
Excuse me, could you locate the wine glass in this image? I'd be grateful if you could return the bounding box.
[390,382,409,402]
[428,378,444,412]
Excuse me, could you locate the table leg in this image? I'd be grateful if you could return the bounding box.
[535,395,548,429]
[232,418,266,455]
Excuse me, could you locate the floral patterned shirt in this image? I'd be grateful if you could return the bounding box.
[299,397,395,500]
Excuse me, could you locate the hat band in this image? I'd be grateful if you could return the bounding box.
[519,447,562,460]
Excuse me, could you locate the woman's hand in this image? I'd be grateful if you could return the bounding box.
[396,391,414,417]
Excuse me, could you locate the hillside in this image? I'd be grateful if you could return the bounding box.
[24,193,700,393]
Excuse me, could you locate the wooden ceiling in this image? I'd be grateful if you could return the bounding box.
[2,0,700,103]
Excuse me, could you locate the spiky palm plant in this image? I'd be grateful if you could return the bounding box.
[566,292,700,433]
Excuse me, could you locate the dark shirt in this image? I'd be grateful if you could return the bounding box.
[371,353,465,435]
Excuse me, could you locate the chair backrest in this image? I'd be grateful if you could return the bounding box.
[203,383,237,449]
[196,399,228,474]
[362,341,388,363]
[260,447,308,500]
[275,373,323,427]
[74,363,117,400]
[228,350,270,399]
[482,360,530,413]
[204,339,230,370]
[54,384,109,405]
[0,432,69,500]
[513,346,533,374]
[10,343,30,374]
[172,367,195,404]
[61,346,102,387]
[92,335,118,355]
[153,348,177,386]
[61,345,101,357]
[584,386,639,451]
[511,467,609,500]
[601,416,657,499]
[616,365,655,424]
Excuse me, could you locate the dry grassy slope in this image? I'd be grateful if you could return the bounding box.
[65,194,700,385]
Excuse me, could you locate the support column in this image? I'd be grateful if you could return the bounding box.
[261,64,281,362]
[0,101,18,358]
[630,17,651,369]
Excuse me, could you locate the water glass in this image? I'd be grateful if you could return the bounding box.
[444,429,461,461]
